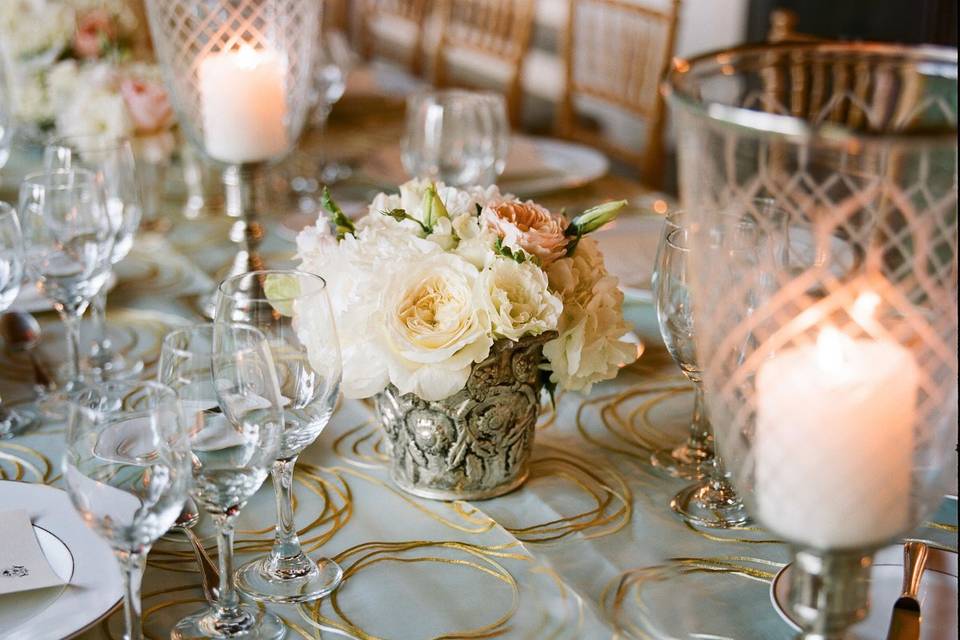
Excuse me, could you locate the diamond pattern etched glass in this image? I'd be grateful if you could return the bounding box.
[665,43,958,637]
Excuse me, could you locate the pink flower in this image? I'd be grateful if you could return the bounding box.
[74,9,117,59]
[121,78,174,134]
[481,201,569,266]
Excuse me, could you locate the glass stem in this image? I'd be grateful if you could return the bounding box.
[214,516,242,620]
[90,285,111,356]
[686,384,714,458]
[60,308,84,386]
[117,549,146,640]
[271,457,304,561]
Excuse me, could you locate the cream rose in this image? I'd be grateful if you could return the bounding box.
[480,201,569,266]
[477,258,561,341]
[381,253,492,400]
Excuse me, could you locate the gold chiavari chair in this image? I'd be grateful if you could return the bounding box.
[556,0,681,188]
[431,0,537,125]
[359,0,433,74]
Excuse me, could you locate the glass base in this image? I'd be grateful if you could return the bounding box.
[671,479,750,529]
[237,553,342,604]
[650,443,712,480]
[172,604,285,640]
[0,405,40,439]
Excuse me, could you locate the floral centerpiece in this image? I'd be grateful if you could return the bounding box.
[294,179,637,499]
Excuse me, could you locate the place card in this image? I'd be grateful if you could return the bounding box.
[0,510,66,595]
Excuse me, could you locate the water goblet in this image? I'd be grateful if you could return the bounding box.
[656,225,749,528]
[215,270,343,603]
[160,324,285,640]
[44,135,144,380]
[401,89,509,187]
[18,169,114,405]
[0,202,40,437]
[63,380,192,640]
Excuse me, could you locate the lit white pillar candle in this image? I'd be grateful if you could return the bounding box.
[198,45,288,164]
[755,325,918,549]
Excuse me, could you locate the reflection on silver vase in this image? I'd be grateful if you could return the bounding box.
[375,333,554,501]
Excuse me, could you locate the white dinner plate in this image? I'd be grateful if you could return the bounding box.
[0,480,122,640]
[771,543,958,639]
[12,273,118,314]
[498,136,609,198]
[592,213,665,303]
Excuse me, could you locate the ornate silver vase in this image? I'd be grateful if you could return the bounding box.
[374,333,555,501]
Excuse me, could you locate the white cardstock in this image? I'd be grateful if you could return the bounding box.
[0,510,67,595]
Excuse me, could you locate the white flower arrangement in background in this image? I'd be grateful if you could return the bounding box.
[295,179,637,402]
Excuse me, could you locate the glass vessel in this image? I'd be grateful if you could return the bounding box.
[402,89,510,187]
[63,380,191,640]
[655,224,750,528]
[44,135,144,380]
[0,41,13,171]
[160,323,285,640]
[664,42,958,638]
[0,202,38,437]
[216,270,343,603]
[18,169,114,400]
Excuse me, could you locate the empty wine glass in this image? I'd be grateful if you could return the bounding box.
[44,135,145,380]
[401,89,509,187]
[0,202,39,437]
[0,43,13,172]
[215,270,342,604]
[160,324,285,640]
[648,210,713,480]
[656,225,749,528]
[63,380,191,640]
[19,169,114,403]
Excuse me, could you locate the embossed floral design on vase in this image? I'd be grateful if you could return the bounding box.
[293,180,638,500]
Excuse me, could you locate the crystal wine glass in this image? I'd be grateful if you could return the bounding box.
[0,202,39,437]
[44,135,145,380]
[656,224,749,528]
[63,380,191,640]
[0,43,13,172]
[160,324,285,640]
[215,270,342,603]
[18,169,114,402]
[401,89,510,187]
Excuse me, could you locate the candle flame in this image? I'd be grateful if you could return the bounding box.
[851,291,881,327]
[816,326,853,374]
[236,44,261,69]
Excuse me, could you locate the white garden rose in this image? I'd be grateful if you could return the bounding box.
[543,238,637,392]
[380,253,492,401]
[477,258,561,341]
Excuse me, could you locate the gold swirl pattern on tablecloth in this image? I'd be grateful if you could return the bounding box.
[0,441,55,482]
[298,540,524,640]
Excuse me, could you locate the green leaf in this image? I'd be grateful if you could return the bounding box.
[321,187,355,239]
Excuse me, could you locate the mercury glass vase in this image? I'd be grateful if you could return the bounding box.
[664,43,958,640]
[374,333,555,501]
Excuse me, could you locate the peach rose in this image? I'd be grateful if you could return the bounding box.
[74,9,116,59]
[121,78,174,134]
[480,201,569,266]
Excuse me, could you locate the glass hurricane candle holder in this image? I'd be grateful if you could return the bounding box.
[144,0,320,317]
[664,43,958,639]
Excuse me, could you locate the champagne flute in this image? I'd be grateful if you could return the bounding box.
[63,380,191,640]
[0,202,39,437]
[215,270,343,604]
[656,225,749,528]
[160,324,285,640]
[44,135,144,380]
[19,169,114,406]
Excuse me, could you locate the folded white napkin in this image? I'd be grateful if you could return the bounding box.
[0,510,66,596]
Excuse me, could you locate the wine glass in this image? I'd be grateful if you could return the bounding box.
[63,380,191,640]
[18,169,115,403]
[0,202,39,437]
[160,324,285,640]
[401,89,510,187]
[215,270,343,604]
[656,225,749,528]
[0,42,13,172]
[648,210,714,479]
[44,135,145,380]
